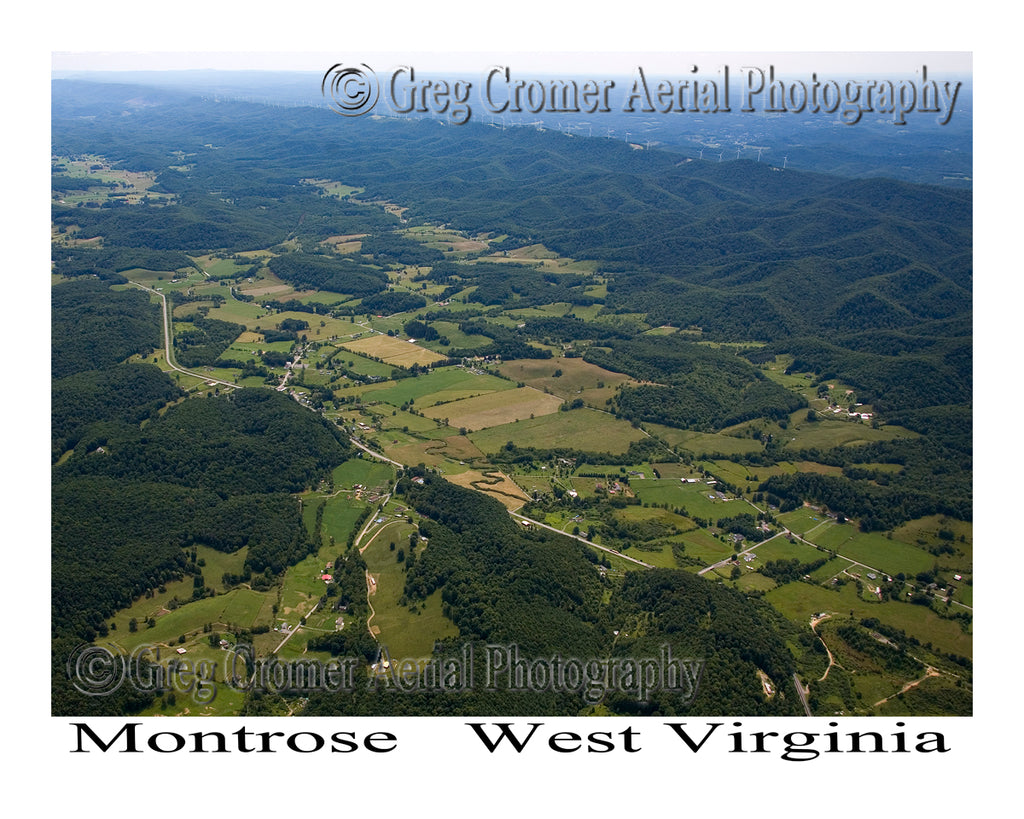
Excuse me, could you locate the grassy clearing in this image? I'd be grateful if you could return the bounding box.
[107,588,273,652]
[469,407,643,453]
[675,529,735,564]
[384,439,457,470]
[424,386,563,431]
[893,516,973,571]
[631,479,731,521]
[353,366,512,409]
[805,524,936,577]
[361,523,459,658]
[647,424,765,457]
[733,571,778,592]
[341,334,448,368]
[765,581,972,660]
[779,417,918,450]
[647,462,705,481]
[497,356,635,408]
[332,350,397,380]
[366,405,443,434]
[807,557,856,583]
[446,470,530,509]
[332,458,396,491]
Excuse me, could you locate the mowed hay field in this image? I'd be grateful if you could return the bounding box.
[340,334,448,368]
[446,470,531,509]
[497,356,636,407]
[422,386,562,431]
[470,407,645,454]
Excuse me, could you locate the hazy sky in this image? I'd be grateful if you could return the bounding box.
[52,51,971,76]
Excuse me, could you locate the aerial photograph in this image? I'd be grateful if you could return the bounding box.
[50,47,974,733]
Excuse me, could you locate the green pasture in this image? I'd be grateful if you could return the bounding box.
[631,479,733,521]
[779,417,918,451]
[765,582,972,660]
[746,535,829,567]
[362,524,459,658]
[469,407,644,454]
[805,523,935,577]
[357,366,512,409]
[331,458,396,491]
[647,424,765,457]
[674,529,735,565]
[105,588,274,652]
[417,320,492,350]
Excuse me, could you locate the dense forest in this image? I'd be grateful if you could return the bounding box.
[586,335,807,430]
[51,279,162,378]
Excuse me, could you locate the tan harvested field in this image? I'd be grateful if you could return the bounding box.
[430,435,486,462]
[321,234,366,253]
[236,331,263,343]
[446,470,530,509]
[326,233,368,243]
[470,407,646,455]
[382,434,485,471]
[243,284,294,297]
[450,239,488,251]
[421,386,563,431]
[341,334,448,368]
[385,440,451,469]
[497,356,637,407]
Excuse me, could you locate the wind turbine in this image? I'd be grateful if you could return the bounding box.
[783,156,788,169]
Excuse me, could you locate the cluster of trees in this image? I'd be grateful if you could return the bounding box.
[425,261,595,309]
[56,389,350,495]
[445,318,552,360]
[835,623,924,677]
[757,556,829,584]
[402,319,440,341]
[758,472,971,532]
[52,363,182,460]
[714,513,770,543]
[267,252,389,297]
[307,551,379,663]
[52,279,161,378]
[359,233,445,267]
[490,437,672,472]
[51,245,196,279]
[608,570,802,715]
[586,336,805,431]
[361,291,427,315]
[175,316,246,367]
[775,335,971,416]
[397,471,607,659]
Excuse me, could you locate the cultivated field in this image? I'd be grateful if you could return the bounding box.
[469,407,644,453]
[341,334,448,368]
[497,356,636,407]
[446,470,531,509]
[423,386,563,431]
